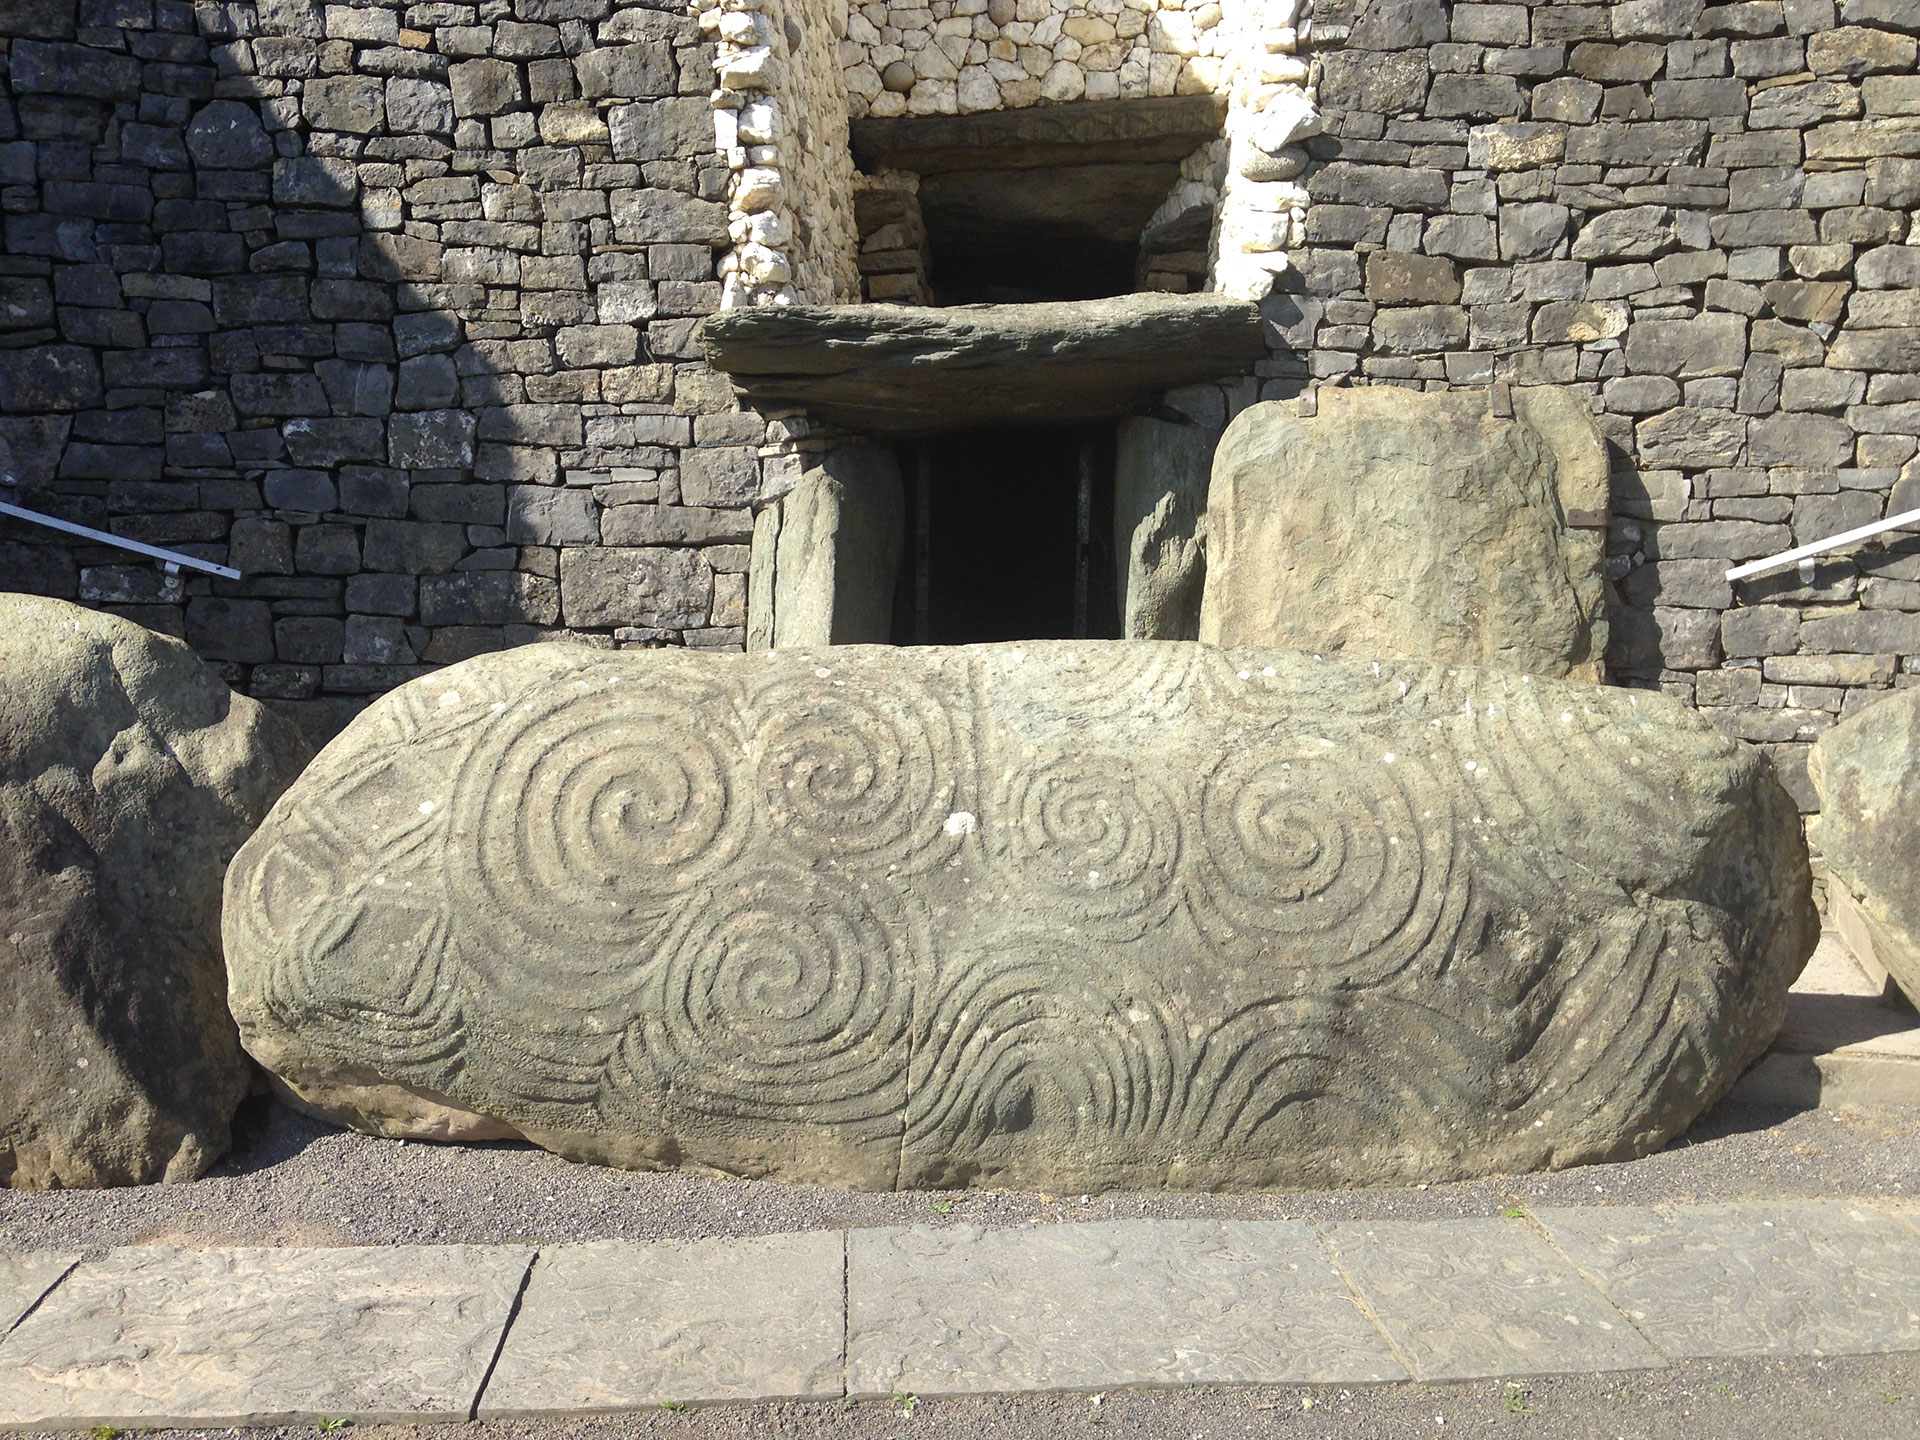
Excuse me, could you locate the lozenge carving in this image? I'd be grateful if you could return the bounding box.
[225,642,1815,1191]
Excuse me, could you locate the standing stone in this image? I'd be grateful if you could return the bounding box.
[1199,387,1610,680]
[224,641,1812,1192]
[750,445,904,649]
[1,597,309,1187]
[1809,691,1920,1009]
[1113,416,1217,640]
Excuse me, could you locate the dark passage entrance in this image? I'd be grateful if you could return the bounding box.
[894,423,1119,646]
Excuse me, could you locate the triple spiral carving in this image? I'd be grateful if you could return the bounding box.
[229,641,1782,1189]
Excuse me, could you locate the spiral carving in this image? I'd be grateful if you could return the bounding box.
[991,752,1181,932]
[634,866,923,1129]
[904,938,1183,1177]
[1188,750,1452,986]
[750,671,963,871]
[220,640,1806,1194]
[452,681,745,976]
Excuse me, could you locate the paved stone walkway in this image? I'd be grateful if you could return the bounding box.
[3,1199,1920,1431]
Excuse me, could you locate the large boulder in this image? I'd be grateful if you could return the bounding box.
[1,596,310,1186]
[226,641,1813,1192]
[1199,386,1611,681]
[1810,690,1920,1008]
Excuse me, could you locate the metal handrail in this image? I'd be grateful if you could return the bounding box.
[0,497,241,581]
[1726,507,1920,584]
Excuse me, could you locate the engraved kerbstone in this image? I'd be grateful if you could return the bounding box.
[224,641,1815,1192]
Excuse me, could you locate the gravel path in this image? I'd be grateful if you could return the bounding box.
[11,1354,1920,1440]
[6,1097,1920,1439]
[2,1094,1918,1257]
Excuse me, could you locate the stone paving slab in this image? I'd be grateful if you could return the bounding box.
[0,1244,533,1431]
[478,1233,844,1416]
[10,1201,1920,1430]
[0,1254,77,1337]
[1732,933,1920,1108]
[1322,1217,1665,1382]
[846,1218,1406,1398]
[1536,1201,1920,1359]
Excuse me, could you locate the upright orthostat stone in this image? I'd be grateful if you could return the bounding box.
[1199,387,1611,681]
[1810,691,1920,1009]
[226,642,1812,1192]
[0,596,309,1187]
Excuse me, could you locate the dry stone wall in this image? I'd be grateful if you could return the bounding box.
[1284,0,1920,806]
[0,0,1917,813]
[0,0,813,745]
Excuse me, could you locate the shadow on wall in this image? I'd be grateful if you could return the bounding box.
[0,0,761,750]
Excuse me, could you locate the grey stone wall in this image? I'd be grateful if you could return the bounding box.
[0,0,781,745]
[1286,0,1920,806]
[3,0,1919,812]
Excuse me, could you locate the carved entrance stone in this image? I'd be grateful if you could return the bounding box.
[226,640,1812,1192]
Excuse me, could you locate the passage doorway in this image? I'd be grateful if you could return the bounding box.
[893,423,1119,645]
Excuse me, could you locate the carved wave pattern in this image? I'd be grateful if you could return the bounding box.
[232,642,1777,1185]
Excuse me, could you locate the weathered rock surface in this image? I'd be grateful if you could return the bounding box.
[1,596,310,1187]
[1113,416,1216,641]
[698,294,1266,434]
[226,641,1813,1193]
[1199,386,1611,681]
[1809,690,1920,1009]
[0,1245,531,1428]
[747,445,903,651]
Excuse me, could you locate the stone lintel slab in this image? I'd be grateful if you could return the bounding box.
[1535,1201,1920,1359]
[0,1245,533,1431]
[1322,1218,1665,1382]
[697,295,1266,435]
[477,1233,846,1416]
[849,95,1229,174]
[0,1253,78,1336]
[846,1219,1407,1398]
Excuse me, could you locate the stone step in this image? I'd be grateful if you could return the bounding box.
[3,1200,1920,1429]
[1734,930,1920,1109]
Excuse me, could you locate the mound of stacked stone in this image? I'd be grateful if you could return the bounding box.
[0,595,309,1187]
[225,639,1815,1191]
[1810,689,1920,1009]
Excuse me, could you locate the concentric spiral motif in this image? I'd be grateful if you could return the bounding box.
[220,640,1811,1193]
[632,866,923,1129]
[452,679,746,975]
[989,751,1181,931]
[750,670,963,870]
[1188,749,1452,986]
